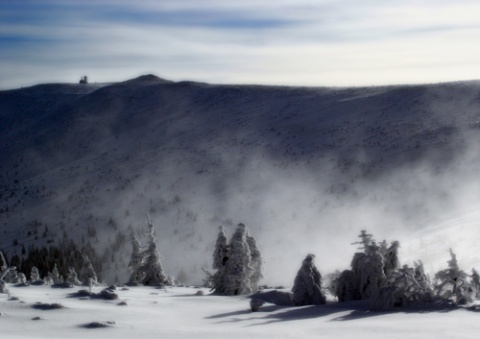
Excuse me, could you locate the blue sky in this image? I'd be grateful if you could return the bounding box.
[1,0,480,88]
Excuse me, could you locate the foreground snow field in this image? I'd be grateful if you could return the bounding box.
[1,284,478,338]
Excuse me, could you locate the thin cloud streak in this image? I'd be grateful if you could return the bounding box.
[1,0,480,88]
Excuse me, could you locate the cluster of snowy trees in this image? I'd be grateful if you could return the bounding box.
[210,223,263,295]
[1,214,173,291]
[127,215,173,286]
[333,230,480,311]
[3,219,479,315]
[1,248,98,289]
[1,238,102,285]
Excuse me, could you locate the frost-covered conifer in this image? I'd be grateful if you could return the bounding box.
[213,226,228,270]
[128,234,144,285]
[30,267,42,283]
[356,243,386,299]
[247,231,263,293]
[222,223,253,295]
[379,240,388,257]
[292,254,326,305]
[6,269,19,284]
[434,249,474,304]
[414,260,432,291]
[66,267,81,286]
[371,264,433,311]
[48,263,63,285]
[347,234,386,301]
[383,241,400,275]
[471,268,480,298]
[80,254,98,286]
[139,216,168,286]
[212,226,229,294]
[1,251,17,293]
[17,272,27,285]
[352,230,373,252]
[211,223,263,295]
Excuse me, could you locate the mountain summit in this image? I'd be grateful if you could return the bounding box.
[122,74,172,84]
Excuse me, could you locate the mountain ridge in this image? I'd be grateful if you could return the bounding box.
[1,75,479,284]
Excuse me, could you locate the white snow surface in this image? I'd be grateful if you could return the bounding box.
[1,284,479,339]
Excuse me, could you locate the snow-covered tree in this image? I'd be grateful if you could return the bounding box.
[127,234,144,285]
[66,267,81,286]
[213,226,228,270]
[17,272,27,285]
[79,254,98,286]
[351,230,373,252]
[370,264,434,311]
[30,266,42,283]
[138,215,168,286]
[414,260,433,291]
[383,241,400,275]
[434,249,475,305]
[246,231,263,293]
[48,263,63,285]
[292,254,326,305]
[211,223,263,296]
[471,268,480,298]
[222,223,253,295]
[337,231,390,303]
[379,240,388,257]
[354,242,386,299]
[1,251,17,293]
[212,226,229,294]
[367,243,387,297]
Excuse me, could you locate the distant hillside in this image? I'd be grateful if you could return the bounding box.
[1,76,479,285]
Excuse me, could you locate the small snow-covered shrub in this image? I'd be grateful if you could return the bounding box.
[69,287,119,300]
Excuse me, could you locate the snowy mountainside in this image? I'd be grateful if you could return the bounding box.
[1,75,479,285]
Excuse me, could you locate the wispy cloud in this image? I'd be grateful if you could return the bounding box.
[1,0,480,88]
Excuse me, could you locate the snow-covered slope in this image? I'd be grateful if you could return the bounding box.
[1,75,479,285]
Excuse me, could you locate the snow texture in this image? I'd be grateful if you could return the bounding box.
[1,284,480,339]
